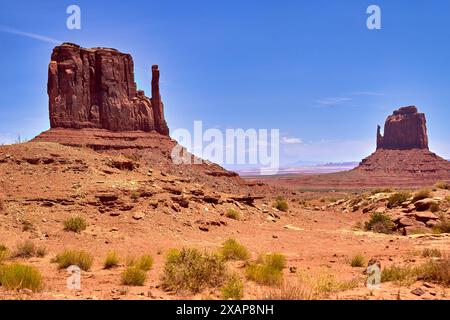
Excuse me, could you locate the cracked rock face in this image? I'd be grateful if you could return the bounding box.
[376,106,428,150]
[48,43,169,135]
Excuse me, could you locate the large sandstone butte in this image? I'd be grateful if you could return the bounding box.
[48,43,169,135]
[354,106,450,181]
[34,43,238,180]
[376,106,428,150]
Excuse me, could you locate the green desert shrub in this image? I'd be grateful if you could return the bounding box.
[387,191,411,208]
[221,274,244,300]
[63,216,87,233]
[412,189,432,203]
[161,248,226,293]
[274,197,288,212]
[0,263,43,291]
[246,253,286,286]
[364,212,394,234]
[350,254,365,267]
[53,250,93,271]
[225,208,240,220]
[121,267,147,286]
[220,239,250,261]
[104,251,120,269]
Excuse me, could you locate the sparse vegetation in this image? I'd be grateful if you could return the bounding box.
[245,253,286,286]
[104,251,120,269]
[293,269,360,296]
[53,250,93,271]
[387,191,411,208]
[22,220,34,232]
[435,181,450,190]
[220,239,250,261]
[14,240,36,258]
[371,188,393,195]
[130,190,140,201]
[382,257,450,287]
[429,202,440,213]
[225,208,240,220]
[422,248,442,258]
[350,254,365,267]
[415,257,450,286]
[263,280,316,300]
[274,197,288,212]
[433,215,450,234]
[0,263,43,291]
[364,212,395,234]
[36,246,47,258]
[121,267,147,286]
[412,189,432,203]
[134,255,154,271]
[0,244,9,262]
[63,216,87,233]
[162,248,226,293]
[381,265,414,284]
[221,274,244,300]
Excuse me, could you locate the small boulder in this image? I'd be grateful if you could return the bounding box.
[132,212,145,220]
[414,198,438,212]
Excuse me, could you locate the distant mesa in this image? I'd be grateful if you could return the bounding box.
[47,42,169,135]
[376,106,428,150]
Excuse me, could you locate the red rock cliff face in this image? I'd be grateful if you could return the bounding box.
[376,106,428,150]
[48,43,169,135]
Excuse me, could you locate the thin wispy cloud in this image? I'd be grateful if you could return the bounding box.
[0,25,61,44]
[316,91,384,108]
[316,97,352,107]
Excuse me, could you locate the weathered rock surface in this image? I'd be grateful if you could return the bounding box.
[48,43,169,135]
[376,106,428,150]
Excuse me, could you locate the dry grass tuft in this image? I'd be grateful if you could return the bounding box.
[220,239,250,261]
[0,263,43,291]
[64,216,87,233]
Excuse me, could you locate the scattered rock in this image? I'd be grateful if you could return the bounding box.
[411,288,426,296]
[132,212,145,220]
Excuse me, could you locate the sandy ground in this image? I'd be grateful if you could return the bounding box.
[0,141,449,300]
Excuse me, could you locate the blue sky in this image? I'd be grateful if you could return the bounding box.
[1,0,449,167]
